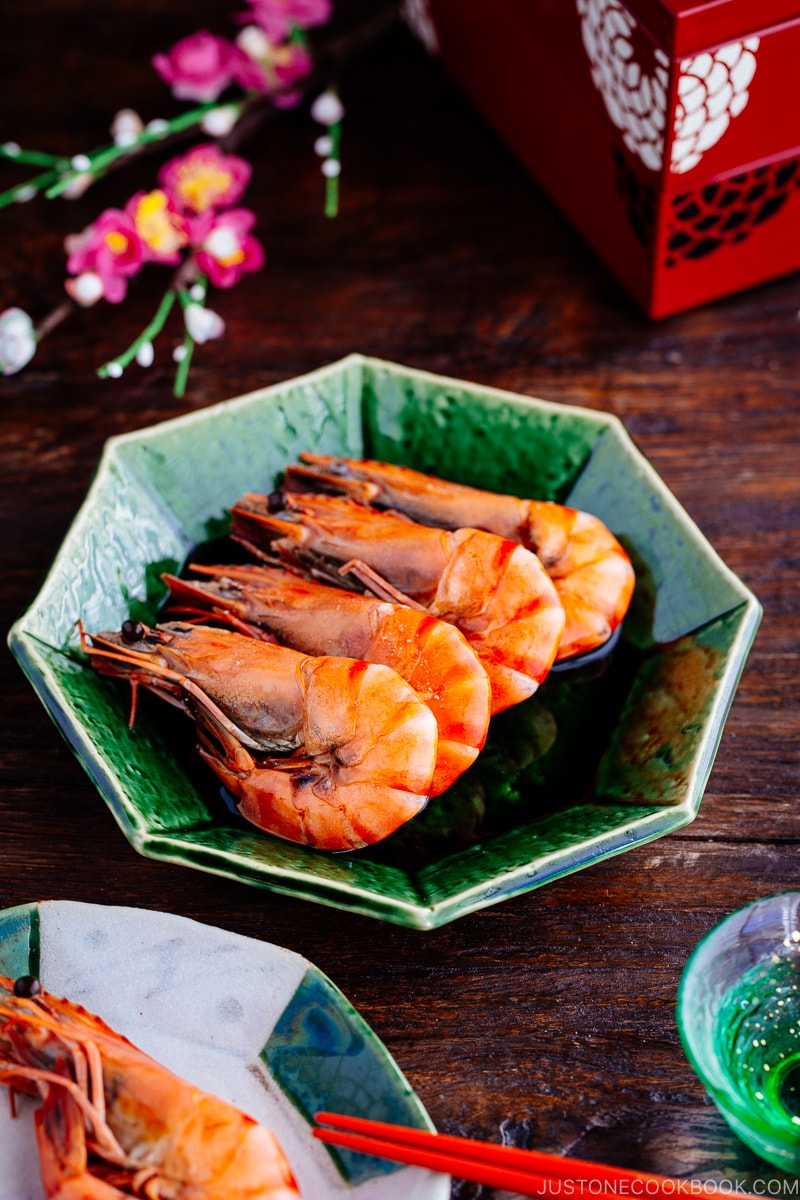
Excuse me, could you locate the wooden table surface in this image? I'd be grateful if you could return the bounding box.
[2,2,799,1194]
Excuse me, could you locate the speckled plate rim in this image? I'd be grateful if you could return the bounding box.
[8,355,762,930]
[0,899,448,1200]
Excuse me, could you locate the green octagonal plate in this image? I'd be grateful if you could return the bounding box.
[8,355,761,929]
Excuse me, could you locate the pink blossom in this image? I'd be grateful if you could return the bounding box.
[152,30,265,101]
[159,144,252,215]
[65,210,145,303]
[189,208,265,288]
[232,49,277,94]
[239,0,332,41]
[271,42,313,105]
[235,28,313,106]
[125,190,189,265]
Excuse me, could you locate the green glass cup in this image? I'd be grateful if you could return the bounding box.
[677,892,800,1172]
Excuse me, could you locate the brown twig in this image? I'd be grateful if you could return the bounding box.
[35,300,74,341]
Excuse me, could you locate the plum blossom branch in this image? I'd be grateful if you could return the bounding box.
[311,90,344,217]
[0,0,405,392]
[0,105,237,209]
[75,143,262,394]
[175,277,222,398]
[1,143,68,168]
[45,102,245,202]
[98,290,178,380]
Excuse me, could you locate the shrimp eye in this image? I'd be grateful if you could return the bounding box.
[267,490,286,513]
[13,975,42,998]
[122,619,145,643]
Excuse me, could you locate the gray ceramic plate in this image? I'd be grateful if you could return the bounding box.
[0,900,445,1200]
[8,355,761,928]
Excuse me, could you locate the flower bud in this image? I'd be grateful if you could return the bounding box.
[0,308,36,375]
[311,91,344,126]
[62,172,94,200]
[236,25,271,61]
[111,108,145,147]
[200,105,240,138]
[184,302,225,344]
[136,341,155,368]
[64,271,104,307]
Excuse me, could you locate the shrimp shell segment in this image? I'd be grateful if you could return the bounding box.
[230,492,565,714]
[165,564,491,797]
[286,453,635,662]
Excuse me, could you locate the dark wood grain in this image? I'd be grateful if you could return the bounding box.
[2,3,800,1195]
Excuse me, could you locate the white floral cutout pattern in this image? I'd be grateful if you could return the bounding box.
[576,0,759,174]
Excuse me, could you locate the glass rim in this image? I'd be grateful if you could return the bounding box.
[676,890,800,1143]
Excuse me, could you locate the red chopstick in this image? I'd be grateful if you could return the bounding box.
[314,1112,756,1198]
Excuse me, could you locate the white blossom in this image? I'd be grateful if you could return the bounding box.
[65,271,104,307]
[0,307,36,375]
[236,25,271,61]
[201,105,240,138]
[135,341,155,368]
[184,303,225,344]
[204,228,240,261]
[111,108,144,147]
[311,91,344,126]
[402,0,439,55]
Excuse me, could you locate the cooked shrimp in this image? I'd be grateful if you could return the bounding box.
[285,453,635,662]
[0,972,299,1200]
[230,492,565,715]
[165,564,491,797]
[85,621,438,850]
